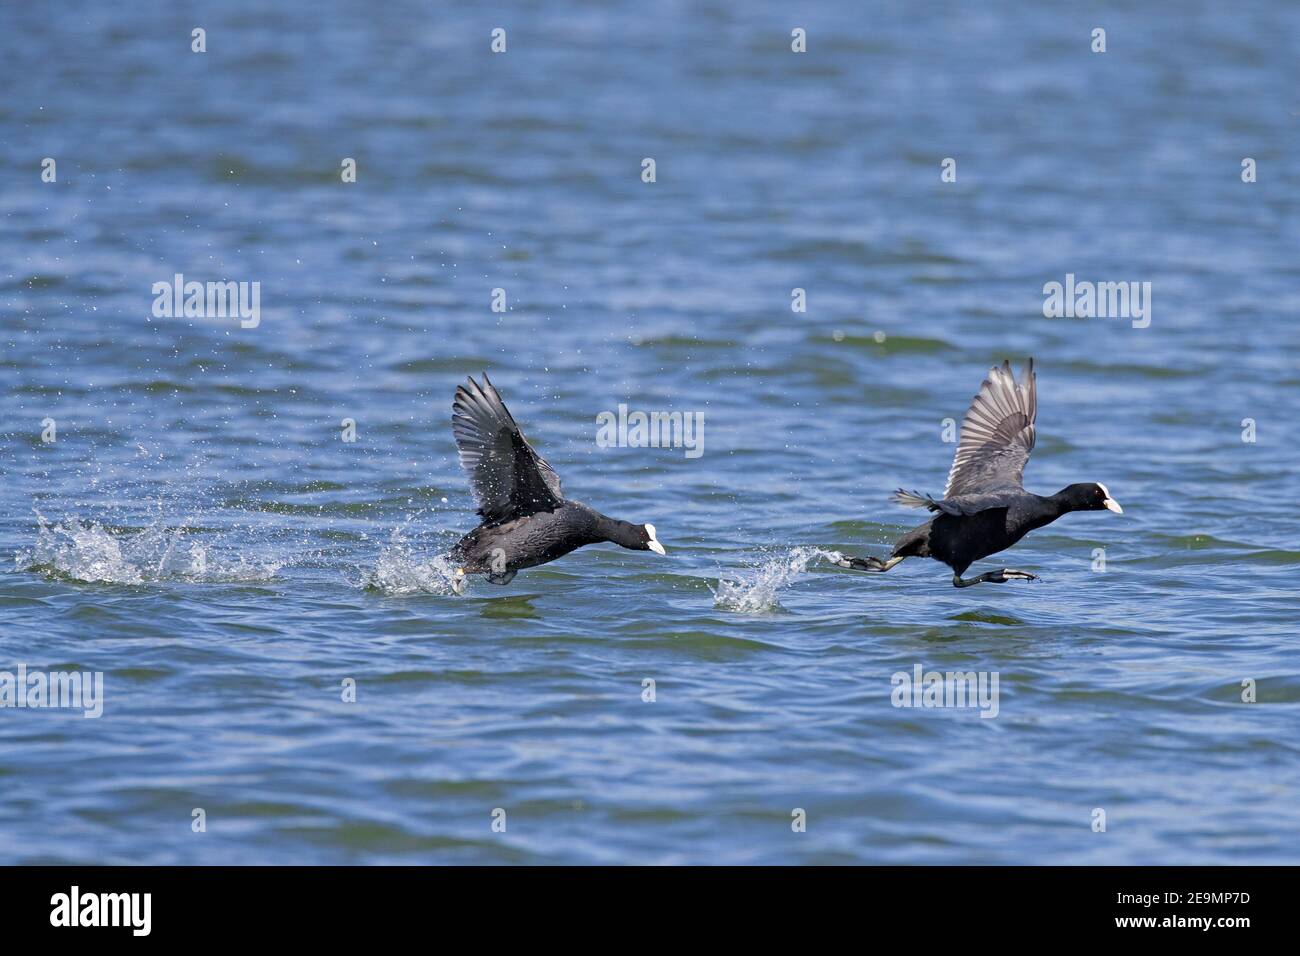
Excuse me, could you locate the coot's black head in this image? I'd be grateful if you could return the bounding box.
[1061,482,1123,514]
[631,522,668,555]
[600,518,667,555]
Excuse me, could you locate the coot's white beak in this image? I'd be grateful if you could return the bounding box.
[452,568,467,594]
[1097,483,1122,514]
[645,523,667,556]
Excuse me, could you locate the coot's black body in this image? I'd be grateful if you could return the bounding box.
[886,484,1118,580]
[446,374,665,591]
[451,501,654,581]
[837,360,1122,588]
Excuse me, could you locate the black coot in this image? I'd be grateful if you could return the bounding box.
[835,359,1123,588]
[447,374,666,592]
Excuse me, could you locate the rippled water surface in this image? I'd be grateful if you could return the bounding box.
[2,1,1298,864]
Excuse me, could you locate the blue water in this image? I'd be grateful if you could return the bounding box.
[2,1,1298,864]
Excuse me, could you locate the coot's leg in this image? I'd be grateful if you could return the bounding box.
[835,555,906,573]
[952,568,1039,587]
[998,569,1039,581]
[486,569,518,585]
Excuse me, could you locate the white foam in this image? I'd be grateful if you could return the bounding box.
[711,547,844,614]
[361,526,462,595]
[18,512,282,585]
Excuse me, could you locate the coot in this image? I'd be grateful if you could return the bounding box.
[835,359,1122,587]
[447,374,666,592]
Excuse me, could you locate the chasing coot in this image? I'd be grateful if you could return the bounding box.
[447,374,666,592]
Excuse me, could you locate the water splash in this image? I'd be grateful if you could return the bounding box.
[712,547,844,613]
[361,525,462,595]
[17,512,282,585]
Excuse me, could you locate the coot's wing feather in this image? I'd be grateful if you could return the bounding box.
[942,359,1037,498]
[452,373,564,522]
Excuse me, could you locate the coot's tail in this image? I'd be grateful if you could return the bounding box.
[891,488,942,510]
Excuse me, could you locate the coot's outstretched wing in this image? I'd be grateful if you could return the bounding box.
[452,373,564,523]
[942,359,1037,498]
